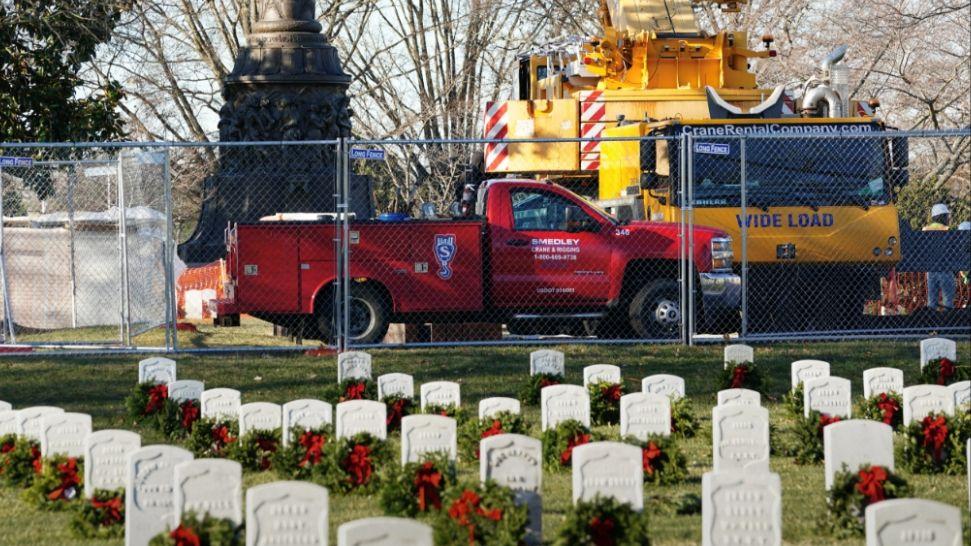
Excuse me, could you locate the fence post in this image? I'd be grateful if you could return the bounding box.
[67,166,78,329]
[678,133,688,345]
[332,139,344,352]
[162,147,177,352]
[739,136,748,340]
[0,164,14,343]
[686,133,696,346]
[117,152,133,346]
[341,139,352,351]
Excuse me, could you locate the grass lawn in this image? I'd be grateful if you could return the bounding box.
[0,340,968,545]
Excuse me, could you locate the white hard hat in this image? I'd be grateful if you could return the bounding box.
[958,221,971,231]
[931,203,949,217]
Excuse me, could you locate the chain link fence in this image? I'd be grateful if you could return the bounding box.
[0,130,967,353]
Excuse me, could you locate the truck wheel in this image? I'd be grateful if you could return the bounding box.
[628,280,681,339]
[316,285,389,345]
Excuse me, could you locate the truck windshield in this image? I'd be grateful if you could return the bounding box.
[684,136,889,208]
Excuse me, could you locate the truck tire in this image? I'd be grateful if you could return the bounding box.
[628,280,681,339]
[316,285,389,345]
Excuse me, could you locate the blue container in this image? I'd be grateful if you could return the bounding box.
[377,212,410,222]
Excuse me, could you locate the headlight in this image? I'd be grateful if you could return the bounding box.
[711,236,734,272]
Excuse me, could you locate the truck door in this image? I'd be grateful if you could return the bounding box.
[490,187,612,309]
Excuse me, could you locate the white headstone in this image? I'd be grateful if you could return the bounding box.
[0,410,19,436]
[862,368,905,399]
[571,442,643,510]
[138,357,176,384]
[16,406,64,441]
[864,498,962,546]
[791,359,830,390]
[239,402,282,437]
[919,337,957,369]
[246,481,328,546]
[823,420,894,490]
[420,381,461,409]
[126,445,194,546]
[377,373,414,400]
[0,401,11,413]
[282,399,333,447]
[803,376,852,418]
[716,388,761,407]
[39,412,91,457]
[641,374,686,399]
[168,380,204,403]
[480,434,543,545]
[902,385,955,426]
[724,344,754,368]
[619,392,671,441]
[201,388,241,420]
[530,349,565,376]
[400,414,457,465]
[948,380,970,409]
[84,429,140,498]
[337,351,372,382]
[583,364,622,387]
[702,471,782,546]
[478,397,521,419]
[335,400,386,440]
[711,405,770,473]
[540,385,590,431]
[174,459,242,525]
[337,517,432,546]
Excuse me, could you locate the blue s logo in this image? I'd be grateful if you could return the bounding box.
[434,234,456,280]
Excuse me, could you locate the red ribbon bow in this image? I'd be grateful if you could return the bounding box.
[343,444,373,486]
[211,425,236,452]
[730,364,749,388]
[642,441,663,476]
[0,440,14,454]
[539,377,560,389]
[256,437,278,470]
[589,515,618,546]
[180,401,200,430]
[298,431,326,468]
[343,382,366,401]
[818,414,841,437]
[170,524,202,546]
[90,494,123,525]
[144,384,168,415]
[447,490,503,546]
[386,398,409,431]
[30,446,42,474]
[936,358,955,385]
[602,384,623,402]
[855,465,888,504]
[414,461,443,511]
[875,393,900,426]
[560,433,591,466]
[47,457,80,501]
[920,415,949,462]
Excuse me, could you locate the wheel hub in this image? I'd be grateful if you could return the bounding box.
[653,298,681,326]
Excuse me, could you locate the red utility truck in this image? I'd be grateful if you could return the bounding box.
[211,179,740,343]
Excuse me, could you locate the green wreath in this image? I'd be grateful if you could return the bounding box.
[229,429,281,471]
[69,488,125,539]
[384,394,414,434]
[827,465,908,537]
[325,378,377,403]
[148,511,242,546]
[588,380,625,426]
[0,434,42,488]
[423,404,470,424]
[458,411,528,460]
[622,435,687,485]
[720,362,767,394]
[920,357,969,386]
[273,425,334,480]
[670,397,698,439]
[158,399,202,439]
[22,455,83,510]
[541,420,598,470]
[379,453,457,518]
[899,411,970,475]
[124,382,170,428]
[185,418,239,458]
[787,410,843,465]
[519,372,563,406]
[554,495,652,546]
[432,480,529,546]
[857,393,903,430]
[324,432,392,494]
[783,383,804,416]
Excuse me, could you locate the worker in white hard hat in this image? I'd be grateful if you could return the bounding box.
[922,203,954,311]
